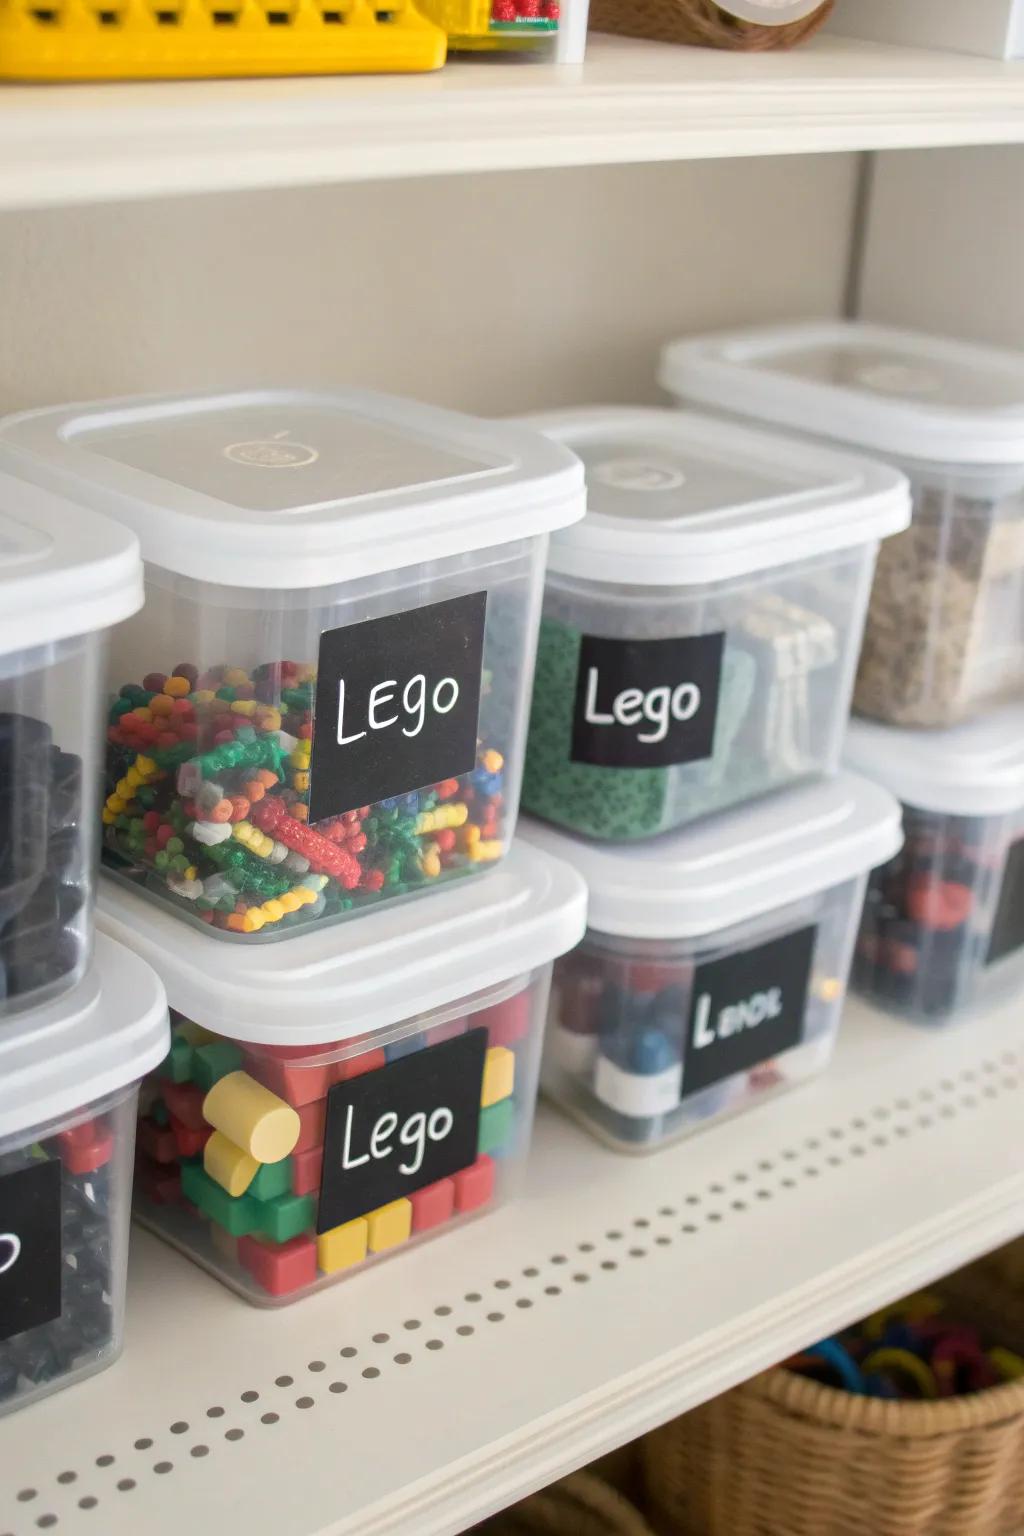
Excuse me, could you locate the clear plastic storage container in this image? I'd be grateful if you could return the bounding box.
[0,390,583,942]
[0,474,142,1017]
[662,321,1024,728]
[98,842,585,1304]
[0,934,168,1416]
[523,772,901,1151]
[846,705,1024,1022]
[516,408,908,840]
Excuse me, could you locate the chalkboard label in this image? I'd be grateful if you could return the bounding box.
[570,631,724,770]
[681,926,815,1100]
[317,1029,488,1233]
[0,1160,62,1344]
[987,837,1024,966]
[308,591,487,824]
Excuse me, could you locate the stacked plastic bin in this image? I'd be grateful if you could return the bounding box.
[0,387,587,1304]
[516,406,907,1151]
[664,321,1024,1025]
[0,471,169,1415]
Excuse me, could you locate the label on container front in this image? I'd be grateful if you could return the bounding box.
[308,592,487,823]
[317,1029,487,1232]
[987,837,1024,966]
[0,1161,62,1343]
[570,631,724,770]
[680,926,815,1100]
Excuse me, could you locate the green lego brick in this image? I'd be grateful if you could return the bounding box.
[478,1097,516,1158]
[181,1159,260,1237]
[257,1191,315,1244]
[151,1098,170,1128]
[249,1157,293,1201]
[163,1033,195,1085]
[192,1039,245,1093]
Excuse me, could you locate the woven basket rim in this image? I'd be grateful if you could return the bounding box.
[760,1365,1024,1436]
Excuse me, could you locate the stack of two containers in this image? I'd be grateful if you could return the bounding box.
[0,390,589,1318]
[666,323,1024,1027]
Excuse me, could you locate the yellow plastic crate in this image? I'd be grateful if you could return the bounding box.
[0,0,447,79]
[416,0,555,48]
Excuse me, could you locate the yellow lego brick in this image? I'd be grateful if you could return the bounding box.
[203,1129,260,1197]
[366,1198,412,1253]
[203,1070,300,1163]
[317,1217,369,1274]
[0,0,446,81]
[481,1045,515,1108]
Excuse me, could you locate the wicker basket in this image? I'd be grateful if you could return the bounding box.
[589,0,833,51]
[642,1252,1024,1536]
[473,1470,656,1536]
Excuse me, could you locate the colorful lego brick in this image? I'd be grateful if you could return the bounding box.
[137,1115,178,1165]
[481,1046,515,1108]
[291,1146,323,1198]
[136,1155,181,1205]
[295,1098,326,1154]
[333,1048,386,1083]
[409,1177,455,1233]
[203,1070,301,1161]
[248,1156,293,1201]
[366,1198,412,1252]
[454,1155,495,1213]
[163,1032,196,1084]
[204,1130,260,1197]
[175,1018,218,1047]
[192,1039,245,1093]
[477,990,531,1047]
[246,1053,330,1109]
[162,1080,206,1131]
[170,1114,212,1160]
[181,1160,261,1236]
[257,1190,315,1244]
[238,1234,318,1298]
[424,1016,468,1046]
[316,1217,368,1274]
[477,1097,516,1158]
[151,1098,171,1127]
[385,1030,424,1062]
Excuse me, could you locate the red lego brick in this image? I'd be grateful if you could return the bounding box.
[290,1146,323,1197]
[246,1053,329,1108]
[424,1017,467,1046]
[410,1177,455,1233]
[295,1098,327,1153]
[475,990,531,1047]
[453,1155,495,1214]
[238,1233,318,1297]
[162,1080,206,1131]
[137,1116,179,1165]
[136,1155,182,1206]
[170,1114,212,1160]
[57,1122,115,1175]
[333,1048,386,1083]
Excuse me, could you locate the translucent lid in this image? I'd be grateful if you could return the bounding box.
[518,407,908,585]
[97,842,587,1045]
[0,389,585,590]
[661,322,1024,466]
[716,0,826,18]
[0,471,142,656]
[521,773,901,940]
[845,706,1024,818]
[0,935,169,1140]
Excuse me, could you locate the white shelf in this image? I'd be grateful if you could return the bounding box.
[5,35,1024,210]
[1,991,1022,1535]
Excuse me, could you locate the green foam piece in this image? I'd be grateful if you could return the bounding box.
[192,1040,244,1093]
[478,1097,516,1158]
[163,1034,195,1085]
[181,1160,260,1236]
[249,1157,293,1201]
[257,1191,315,1244]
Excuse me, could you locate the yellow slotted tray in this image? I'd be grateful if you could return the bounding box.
[0,0,447,79]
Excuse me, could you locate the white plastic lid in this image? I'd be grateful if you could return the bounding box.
[845,706,1024,818]
[661,322,1024,467]
[716,0,825,20]
[97,842,587,1046]
[0,389,585,591]
[518,407,909,585]
[0,935,169,1141]
[520,773,901,941]
[0,471,142,657]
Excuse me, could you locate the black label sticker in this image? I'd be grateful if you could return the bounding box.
[987,837,1024,966]
[570,631,724,770]
[308,592,487,824]
[317,1029,488,1233]
[0,1160,62,1344]
[681,926,815,1101]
